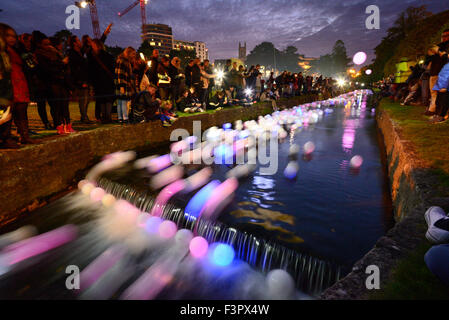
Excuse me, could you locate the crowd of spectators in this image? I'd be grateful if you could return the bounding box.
[376,28,449,124]
[0,22,339,149]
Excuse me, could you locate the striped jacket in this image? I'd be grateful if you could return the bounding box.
[114,56,135,100]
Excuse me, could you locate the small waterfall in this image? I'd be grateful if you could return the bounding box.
[97,177,342,296]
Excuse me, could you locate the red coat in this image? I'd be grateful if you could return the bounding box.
[8,47,30,103]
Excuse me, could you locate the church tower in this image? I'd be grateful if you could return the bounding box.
[239,42,247,62]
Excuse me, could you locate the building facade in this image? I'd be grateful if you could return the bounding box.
[141,24,173,56]
[238,42,246,62]
[194,41,209,62]
[173,39,196,52]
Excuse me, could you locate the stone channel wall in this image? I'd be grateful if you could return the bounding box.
[321,104,431,299]
[0,96,317,227]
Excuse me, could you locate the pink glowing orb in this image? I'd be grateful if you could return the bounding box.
[365,69,372,75]
[90,187,105,202]
[353,52,367,65]
[114,200,140,216]
[189,236,209,258]
[158,220,178,239]
[303,141,315,155]
[350,155,364,168]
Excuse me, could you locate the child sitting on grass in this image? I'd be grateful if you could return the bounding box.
[182,88,204,113]
[157,100,178,127]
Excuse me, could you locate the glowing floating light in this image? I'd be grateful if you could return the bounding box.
[158,220,177,239]
[350,155,364,168]
[78,179,89,190]
[189,236,209,258]
[210,243,235,267]
[81,182,95,196]
[101,194,116,207]
[144,216,163,234]
[353,52,367,65]
[365,69,372,75]
[303,141,315,155]
[266,269,295,300]
[284,161,299,180]
[90,187,105,202]
[175,229,193,247]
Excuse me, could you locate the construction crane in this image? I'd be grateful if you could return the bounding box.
[118,0,148,28]
[75,0,101,39]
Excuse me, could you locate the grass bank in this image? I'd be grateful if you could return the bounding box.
[371,98,449,299]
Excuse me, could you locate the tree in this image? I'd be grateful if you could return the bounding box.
[310,40,352,77]
[331,40,352,75]
[137,40,155,59]
[105,45,124,59]
[169,48,196,68]
[278,46,301,72]
[246,42,282,69]
[53,29,73,42]
[370,5,432,80]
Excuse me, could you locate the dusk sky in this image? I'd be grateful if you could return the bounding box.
[1,0,448,63]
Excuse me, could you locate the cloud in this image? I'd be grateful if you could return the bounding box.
[1,0,448,62]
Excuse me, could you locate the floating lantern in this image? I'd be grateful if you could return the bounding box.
[189,236,209,258]
[350,155,363,168]
[158,220,177,239]
[210,243,235,266]
[303,141,315,155]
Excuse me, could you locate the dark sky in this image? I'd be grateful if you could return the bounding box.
[2,0,448,64]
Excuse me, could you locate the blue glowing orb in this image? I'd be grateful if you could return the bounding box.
[210,243,235,266]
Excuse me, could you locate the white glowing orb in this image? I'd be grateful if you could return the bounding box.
[353,52,367,65]
[365,69,372,75]
[266,269,295,300]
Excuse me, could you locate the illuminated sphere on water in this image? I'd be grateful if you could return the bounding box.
[210,243,235,266]
[175,229,194,246]
[365,69,372,75]
[145,216,163,234]
[303,141,315,155]
[90,187,105,202]
[350,155,364,168]
[81,182,95,195]
[158,220,178,239]
[353,52,367,65]
[78,179,89,190]
[284,161,299,180]
[189,236,209,258]
[266,269,295,299]
[101,194,116,207]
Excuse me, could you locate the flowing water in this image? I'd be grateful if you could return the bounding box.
[0,91,393,299]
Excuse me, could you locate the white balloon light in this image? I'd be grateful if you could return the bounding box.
[353,52,367,65]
